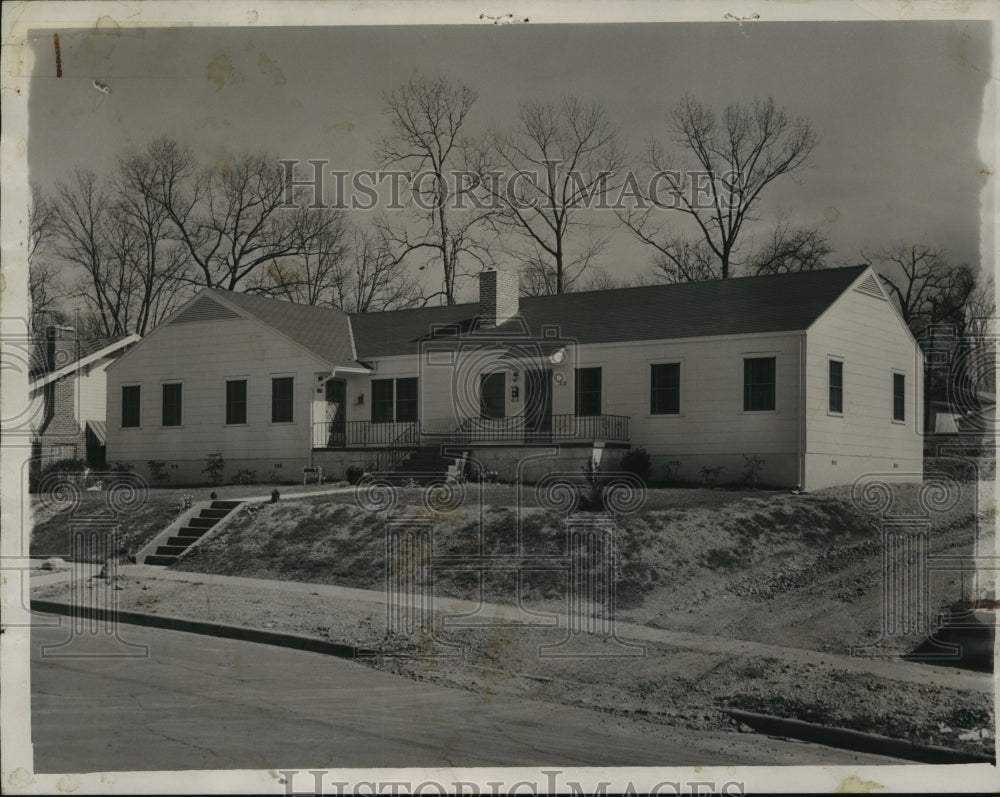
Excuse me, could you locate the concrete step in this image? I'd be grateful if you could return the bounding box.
[199,508,230,519]
[210,500,242,510]
[178,527,209,538]
[190,517,220,528]
[154,543,189,556]
[167,535,202,546]
[144,554,178,566]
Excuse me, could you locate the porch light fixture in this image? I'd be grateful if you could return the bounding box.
[357,394,365,405]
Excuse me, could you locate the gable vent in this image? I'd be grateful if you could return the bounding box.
[854,273,887,300]
[170,295,240,324]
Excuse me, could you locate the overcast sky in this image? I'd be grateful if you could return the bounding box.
[28,20,994,300]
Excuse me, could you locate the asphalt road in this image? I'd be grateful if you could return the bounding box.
[29,618,900,772]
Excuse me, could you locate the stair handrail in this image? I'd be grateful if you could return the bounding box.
[374,422,420,473]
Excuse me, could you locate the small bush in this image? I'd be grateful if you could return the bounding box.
[203,453,225,485]
[147,460,170,486]
[579,458,605,511]
[662,459,682,484]
[461,460,499,483]
[619,447,652,484]
[740,455,766,488]
[699,464,725,487]
[233,467,257,485]
[345,465,365,485]
[31,458,89,493]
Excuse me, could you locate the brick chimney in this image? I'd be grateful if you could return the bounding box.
[478,268,519,327]
[46,325,78,372]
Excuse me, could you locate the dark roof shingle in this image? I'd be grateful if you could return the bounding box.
[349,266,869,358]
[209,289,360,369]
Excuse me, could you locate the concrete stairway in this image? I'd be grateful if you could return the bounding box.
[144,500,242,566]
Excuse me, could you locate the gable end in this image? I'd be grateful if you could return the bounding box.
[169,294,241,324]
[854,272,888,301]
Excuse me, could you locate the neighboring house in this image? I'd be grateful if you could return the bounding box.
[104,265,923,491]
[30,328,141,468]
[926,388,996,436]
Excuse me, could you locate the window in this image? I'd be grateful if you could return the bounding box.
[271,377,294,423]
[121,385,141,428]
[480,372,506,419]
[226,379,248,425]
[893,372,906,422]
[162,383,182,427]
[743,357,776,412]
[829,360,843,414]
[396,378,418,423]
[575,367,602,416]
[650,363,681,415]
[371,379,394,424]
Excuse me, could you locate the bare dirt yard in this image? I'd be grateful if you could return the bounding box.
[32,479,996,761]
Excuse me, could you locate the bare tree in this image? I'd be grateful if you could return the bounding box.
[482,96,624,294]
[337,229,421,312]
[621,95,820,282]
[862,244,976,338]
[138,138,317,292]
[378,76,493,305]
[28,185,66,335]
[748,219,831,276]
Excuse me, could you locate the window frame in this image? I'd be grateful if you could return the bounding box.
[574,366,603,417]
[828,357,844,416]
[270,375,295,424]
[371,378,395,424]
[225,377,249,426]
[741,355,778,413]
[395,377,419,424]
[161,381,183,427]
[121,384,142,429]
[650,361,682,416]
[892,370,906,423]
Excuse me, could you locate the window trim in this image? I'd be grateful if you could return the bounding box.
[649,360,683,417]
[394,377,419,424]
[574,366,603,417]
[371,377,396,424]
[892,369,906,424]
[161,380,184,428]
[827,357,844,417]
[740,353,779,414]
[120,383,142,429]
[225,376,250,427]
[270,374,295,425]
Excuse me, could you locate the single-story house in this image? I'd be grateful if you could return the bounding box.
[30,327,140,467]
[104,264,924,491]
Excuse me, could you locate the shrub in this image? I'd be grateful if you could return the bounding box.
[740,455,766,488]
[662,459,682,484]
[461,460,499,483]
[233,467,257,485]
[618,447,652,484]
[345,465,366,485]
[30,458,88,493]
[202,453,225,485]
[579,458,605,511]
[147,460,170,486]
[698,464,725,487]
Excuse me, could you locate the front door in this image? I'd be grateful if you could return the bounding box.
[325,379,346,447]
[524,366,552,440]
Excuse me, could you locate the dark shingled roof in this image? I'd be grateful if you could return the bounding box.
[349,265,870,359]
[209,289,361,369]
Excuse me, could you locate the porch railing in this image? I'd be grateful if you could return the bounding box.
[313,420,418,449]
[375,422,422,472]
